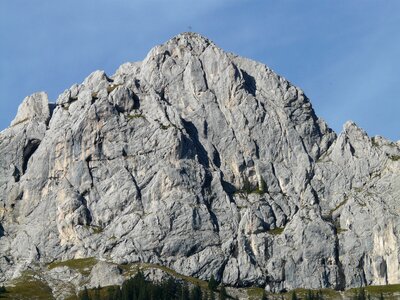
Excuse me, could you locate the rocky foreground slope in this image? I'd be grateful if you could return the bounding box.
[0,32,399,295]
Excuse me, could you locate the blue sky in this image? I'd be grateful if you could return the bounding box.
[1,0,399,140]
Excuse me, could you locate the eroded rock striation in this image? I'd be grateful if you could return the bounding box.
[1,32,399,293]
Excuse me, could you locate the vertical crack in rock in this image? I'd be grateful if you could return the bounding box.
[333,230,346,290]
[22,139,41,174]
[48,103,57,125]
[211,144,221,168]
[78,193,92,226]
[241,69,257,96]
[85,155,94,188]
[124,166,143,209]
[181,119,209,168]
[12,165,21,183]
[359,254,367,286]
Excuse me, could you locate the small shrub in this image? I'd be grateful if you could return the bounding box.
[371,137,379,147]
[389,155,400,161]
[79,286,90,300]
[353,287,367,300]
[268,227,284,235]
[291,291,298,300]
[208,274,218,291]
[128,113,145,119]
[107,84,121,93]
[160,124,171,130]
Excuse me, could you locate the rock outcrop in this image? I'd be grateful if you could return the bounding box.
[0,32,399,295]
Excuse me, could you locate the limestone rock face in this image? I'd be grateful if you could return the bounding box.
[11,92,51,126]
[89,261,124,288]
[0,33,399,293]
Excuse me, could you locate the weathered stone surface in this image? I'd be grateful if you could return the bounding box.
[89,261,124,288]
[10,92,50,127]
[0,32,399,296]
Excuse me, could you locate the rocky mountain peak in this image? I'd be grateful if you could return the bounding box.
[10,92,50,127]
[169,32,213,48]
[0,33,399,297]
[147,32,214,59]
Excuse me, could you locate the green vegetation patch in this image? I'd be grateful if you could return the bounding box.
[329,197,348,215]
[246,287,265,299]
[83,225,104,234]
[289,288,339,300]
[365,283,400,293]
[47,257,97,276]
[141,263,209,289]
[345,285,400,300]
[336,227,348,234]
[65,285,121,300]
[107,84,121,93]
[267,227,285,235]
[246,287,341,300]
[73,271,219,300]
[4,271,54,299]
[346,284,400,300]
[389,155,400,161]
[127,113,145,120]
[333,219,348,235]
[116,262,209,290]
[234,177,266,196]
[117,263,140,278]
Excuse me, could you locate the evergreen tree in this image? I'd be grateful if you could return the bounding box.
[116,287,123,300]
[92,286,100,300]
[203,290,210,300]
[137,285,146,300]
[190,285,202,300]
[80,287,90,300]
[180,283,190,300]
[209,290,216,300]
[218,286,227,300]
[208,275,218,291]
[261,290,268,300]
[291,291,298,300]
[354,288,367,300]
[121,278,132,300]
[106,286,122,300]
[0,285,6,298]
[164,277,179,299]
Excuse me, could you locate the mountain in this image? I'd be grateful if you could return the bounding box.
[0,32,399,297]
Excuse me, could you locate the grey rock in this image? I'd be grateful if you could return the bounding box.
[10,92,50,126]
[0,32,399,295]
[88,261,124,288]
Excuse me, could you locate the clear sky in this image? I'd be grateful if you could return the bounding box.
[1,0,399,140]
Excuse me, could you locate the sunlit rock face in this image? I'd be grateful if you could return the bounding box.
[0,32,399,292]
